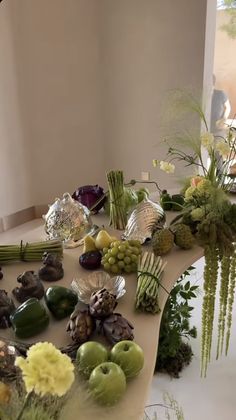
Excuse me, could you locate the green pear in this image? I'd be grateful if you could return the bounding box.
[95,230,114,250]
[83,235,97,253]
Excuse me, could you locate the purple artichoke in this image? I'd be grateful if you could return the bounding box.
[100,313,134,344]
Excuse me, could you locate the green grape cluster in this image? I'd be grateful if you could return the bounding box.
[101,240,142,274]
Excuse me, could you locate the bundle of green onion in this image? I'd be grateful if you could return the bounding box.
[0,240,63,264]
[135,251,167,313]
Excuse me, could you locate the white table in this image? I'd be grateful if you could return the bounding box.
[0,213,203,420]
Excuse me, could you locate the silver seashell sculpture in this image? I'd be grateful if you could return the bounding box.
[122,198,165,244]
[71,271,126,304]
[43,193,97,248]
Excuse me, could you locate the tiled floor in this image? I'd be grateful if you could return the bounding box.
[147,257,236,420]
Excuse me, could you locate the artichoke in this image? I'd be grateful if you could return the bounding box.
[100,313,134,344]
[66,308,95,343]
[174,223,195,249]
[152,228,174,255]
[89,288,117,319]
[0,290,16,329]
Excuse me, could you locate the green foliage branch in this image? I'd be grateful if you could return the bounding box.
[156,267,198,377]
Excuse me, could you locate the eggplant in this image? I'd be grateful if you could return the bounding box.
[79,251,102,270]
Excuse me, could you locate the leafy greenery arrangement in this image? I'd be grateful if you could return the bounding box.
[155,267,198,377]
[153,90,236,375]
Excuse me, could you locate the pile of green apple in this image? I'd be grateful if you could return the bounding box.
[76,340,144,406]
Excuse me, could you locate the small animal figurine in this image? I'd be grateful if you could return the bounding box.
[38,252,64,282]
[12,271,45,303]
[0,340,19,380]
[0,290,16,328]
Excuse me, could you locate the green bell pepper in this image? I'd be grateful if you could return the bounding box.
[10,298,49,339]
[45,286,78,319]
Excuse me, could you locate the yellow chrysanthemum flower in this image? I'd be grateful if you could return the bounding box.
[196,179,211,194]
[159,161,175,174]
[184,186,196,200]
[215,141,231,159]
[200,132,214,150]
[15,342,75,397]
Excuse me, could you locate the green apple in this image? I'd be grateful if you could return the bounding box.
[110,340,144,379]
[89,362,126,406]
[76,341,108,378]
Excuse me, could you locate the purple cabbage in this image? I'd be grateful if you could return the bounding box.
[72,185,106,213]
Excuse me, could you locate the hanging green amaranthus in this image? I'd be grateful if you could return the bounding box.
[217,255,231,359]
[201,246,219,377]
[225,245,236,355]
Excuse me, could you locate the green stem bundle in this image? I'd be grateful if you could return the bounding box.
[16,391,34,420]
[207,247,219,363]
[135,251,167,313]
[201,243,236,376]
[201,246,219,377]
[106,170,127,230]
[0,240,63,264]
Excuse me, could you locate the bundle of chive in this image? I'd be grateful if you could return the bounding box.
[106,170,127,230]
[0,239,63,264]
[135,251,167,313]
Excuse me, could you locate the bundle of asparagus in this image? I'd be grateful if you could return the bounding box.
[106,170,127,230]
[0,240,63,264]
[135,251,167,313]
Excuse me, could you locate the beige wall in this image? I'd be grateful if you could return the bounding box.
[0,0,209,217]
[214,10,236,117]
[0,3,33,217]
[101,0,208,190]
[0,0,104,217]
